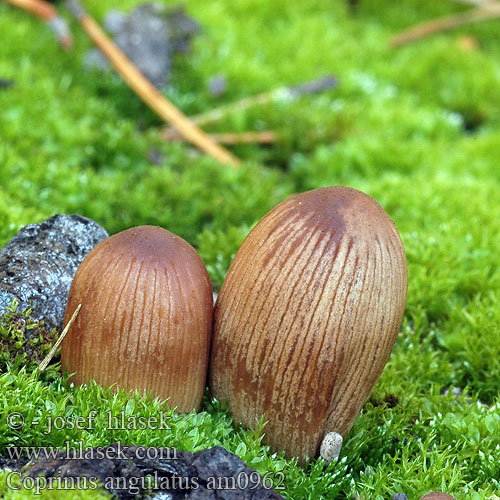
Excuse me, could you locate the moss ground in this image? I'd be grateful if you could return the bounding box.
[1,0,500,498]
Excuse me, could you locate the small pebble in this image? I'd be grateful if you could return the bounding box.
[392,494,408,500]
[320,432,342,462]
[0,78,14,89]
[208,74,228,97]
[147,148,165,166]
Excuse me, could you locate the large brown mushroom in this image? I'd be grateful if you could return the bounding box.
[61,225,213,412]
[209,186,408,463]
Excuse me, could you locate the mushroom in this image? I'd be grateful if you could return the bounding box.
[209,186,407,463]
[61,225,213,412]
[419,494,456,500]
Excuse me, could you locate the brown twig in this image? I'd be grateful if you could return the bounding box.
[66,0,239,168]
[3,0,72,48]
[39,304,81,371]
[162,75,337,137]
[163,130,277,145]
[4,0,54,19]
[390,2,500,47]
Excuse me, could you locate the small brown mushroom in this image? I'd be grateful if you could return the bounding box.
[61,225,213,412]
[419,493,456,500]
[209,186,408,463]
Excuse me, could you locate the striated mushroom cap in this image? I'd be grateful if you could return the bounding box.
[62,225,213,412]
[209,186,407,462]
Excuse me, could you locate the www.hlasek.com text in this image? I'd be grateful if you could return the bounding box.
[6,442,178,462]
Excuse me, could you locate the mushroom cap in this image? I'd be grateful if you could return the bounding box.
[209,186,407,462]
[62,225,213,412]
[419,493,456,500]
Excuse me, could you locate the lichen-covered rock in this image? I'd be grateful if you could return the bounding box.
[0,214,108,331]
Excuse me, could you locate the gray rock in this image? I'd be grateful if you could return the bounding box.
[392,495,408,500]
[0,214,108,330]
[85,3,200,88]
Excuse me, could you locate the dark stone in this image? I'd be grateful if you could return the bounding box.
[84,3,200,88]
[188,447,247,482]
[0,214,108,331]
[392,495,408,500]
[0,78,15,89]
[189,485,218,499]
[1,443,285,499]
[0,456,29,471]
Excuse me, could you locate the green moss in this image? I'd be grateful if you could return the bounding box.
[0,301,59,379]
